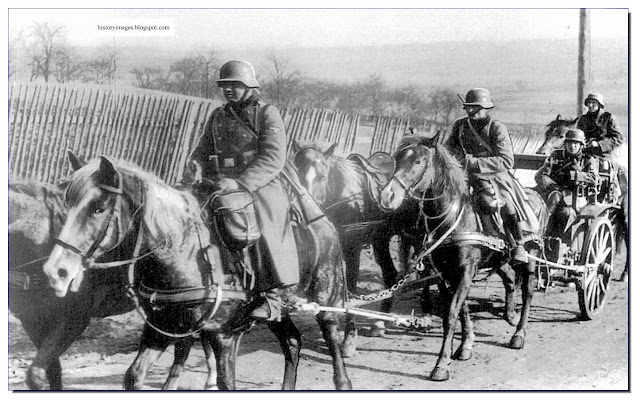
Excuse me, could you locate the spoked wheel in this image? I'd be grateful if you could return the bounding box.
[577,217,615,320]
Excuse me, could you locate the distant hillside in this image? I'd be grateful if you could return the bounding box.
[23,37,624,128]
[109,37,627,90]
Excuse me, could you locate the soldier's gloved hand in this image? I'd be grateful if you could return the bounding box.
[214,178,240,193]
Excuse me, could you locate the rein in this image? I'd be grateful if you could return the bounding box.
[56,169,131,265]
[58,166,233,338]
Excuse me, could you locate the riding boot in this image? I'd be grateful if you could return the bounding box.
[503,213,528,264]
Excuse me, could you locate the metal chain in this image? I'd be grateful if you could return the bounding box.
[348,260,423,302]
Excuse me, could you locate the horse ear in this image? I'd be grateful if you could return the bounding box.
[98,157,119,188]
[291,140,301,154]
[68,150,86,171]
[430,130,442,146]
[556,114,562,121]
[324,143,338,157]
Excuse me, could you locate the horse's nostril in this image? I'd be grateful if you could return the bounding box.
[58,268,68,279]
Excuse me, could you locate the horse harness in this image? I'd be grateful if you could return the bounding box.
[56,165,250,338]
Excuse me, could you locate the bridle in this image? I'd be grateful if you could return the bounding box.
[54,168,136,267]
[53,165,227,338]
[389,145,445,203]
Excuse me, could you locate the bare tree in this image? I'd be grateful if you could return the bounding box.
[52,46,84,83]
[131,67,166,90]
[361,74,387,117]
[262,54,303,110]
[26,22,67,82]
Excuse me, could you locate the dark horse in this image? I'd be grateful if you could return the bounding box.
[291,143,411,330]
[380,136,548,381]
[43,155,353,390]
[537,115,628,281]
[9,178,196,390]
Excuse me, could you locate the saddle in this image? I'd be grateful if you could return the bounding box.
[347,152,395,205]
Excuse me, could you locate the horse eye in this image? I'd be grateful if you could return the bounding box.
[94,207,106,214]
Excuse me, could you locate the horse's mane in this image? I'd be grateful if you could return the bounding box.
[67,159,203,247]
[546,116,577,131]
[431,144,468,198]
[326,155,363,200]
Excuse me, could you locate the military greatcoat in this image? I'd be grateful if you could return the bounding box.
[444,116,539,233]
[576,110,624,156]
[535,149,599,197]
[190,95,299,289]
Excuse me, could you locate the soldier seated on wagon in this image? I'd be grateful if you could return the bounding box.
[535,128,599,239]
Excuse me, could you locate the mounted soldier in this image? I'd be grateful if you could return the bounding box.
[188,60,309,321]
[535,128,599,238]
[444,88,539,264]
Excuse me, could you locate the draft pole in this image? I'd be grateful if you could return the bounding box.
[577,9,591,118]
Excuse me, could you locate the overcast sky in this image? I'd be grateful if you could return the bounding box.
[8,5,629,51]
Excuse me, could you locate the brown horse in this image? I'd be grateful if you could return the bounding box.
[42,155,353,390]
[9,178,196,390]
[380,136,548,381]
[291,143,414,326]
[537,115,628,281]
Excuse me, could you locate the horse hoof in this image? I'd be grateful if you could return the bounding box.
[509,335,525,349]
[430,367,450,382]
[369,321,386,337]
[453,347,473,361]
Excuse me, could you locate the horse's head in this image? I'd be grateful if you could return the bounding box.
[380,137,435,211]
[43,153,141,297]
[293,143,338,208]
[536,114,577,155]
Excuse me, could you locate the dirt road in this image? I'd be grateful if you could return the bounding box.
[9,247,629,391]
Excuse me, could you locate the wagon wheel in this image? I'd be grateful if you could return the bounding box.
[577,217,615,320]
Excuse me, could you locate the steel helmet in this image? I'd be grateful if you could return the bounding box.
[565,128,586,145]
[584,93,604,108]
[217,60,260,88]
[462,88,494,109]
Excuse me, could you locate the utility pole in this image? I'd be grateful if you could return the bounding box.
[577,9,591,118]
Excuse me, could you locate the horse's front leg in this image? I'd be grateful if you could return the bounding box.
[268,315,302,390]
[316,311,353,390]
[495,262,518,326]
[509,256,537,349]
[161,336,195,390]
[24,313,91,390]
[341,313,358,358]
[123,326,168,390]
[372,232,397,314]
[206,331,238,390]
[341,238,362,294]
[431,266,474,382]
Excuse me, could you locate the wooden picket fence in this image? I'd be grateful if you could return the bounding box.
[9,82,218,184]
[8,81,473,184]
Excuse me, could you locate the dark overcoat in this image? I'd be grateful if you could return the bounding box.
[191,96,299,289]
[535,149,599,197]
[444,116,539,233]
[576,110,624,156]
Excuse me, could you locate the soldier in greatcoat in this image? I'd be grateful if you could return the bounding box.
[189,60,300,320]
[444,88,539,264]
[576,92,626,200]
[535,128,599,238]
